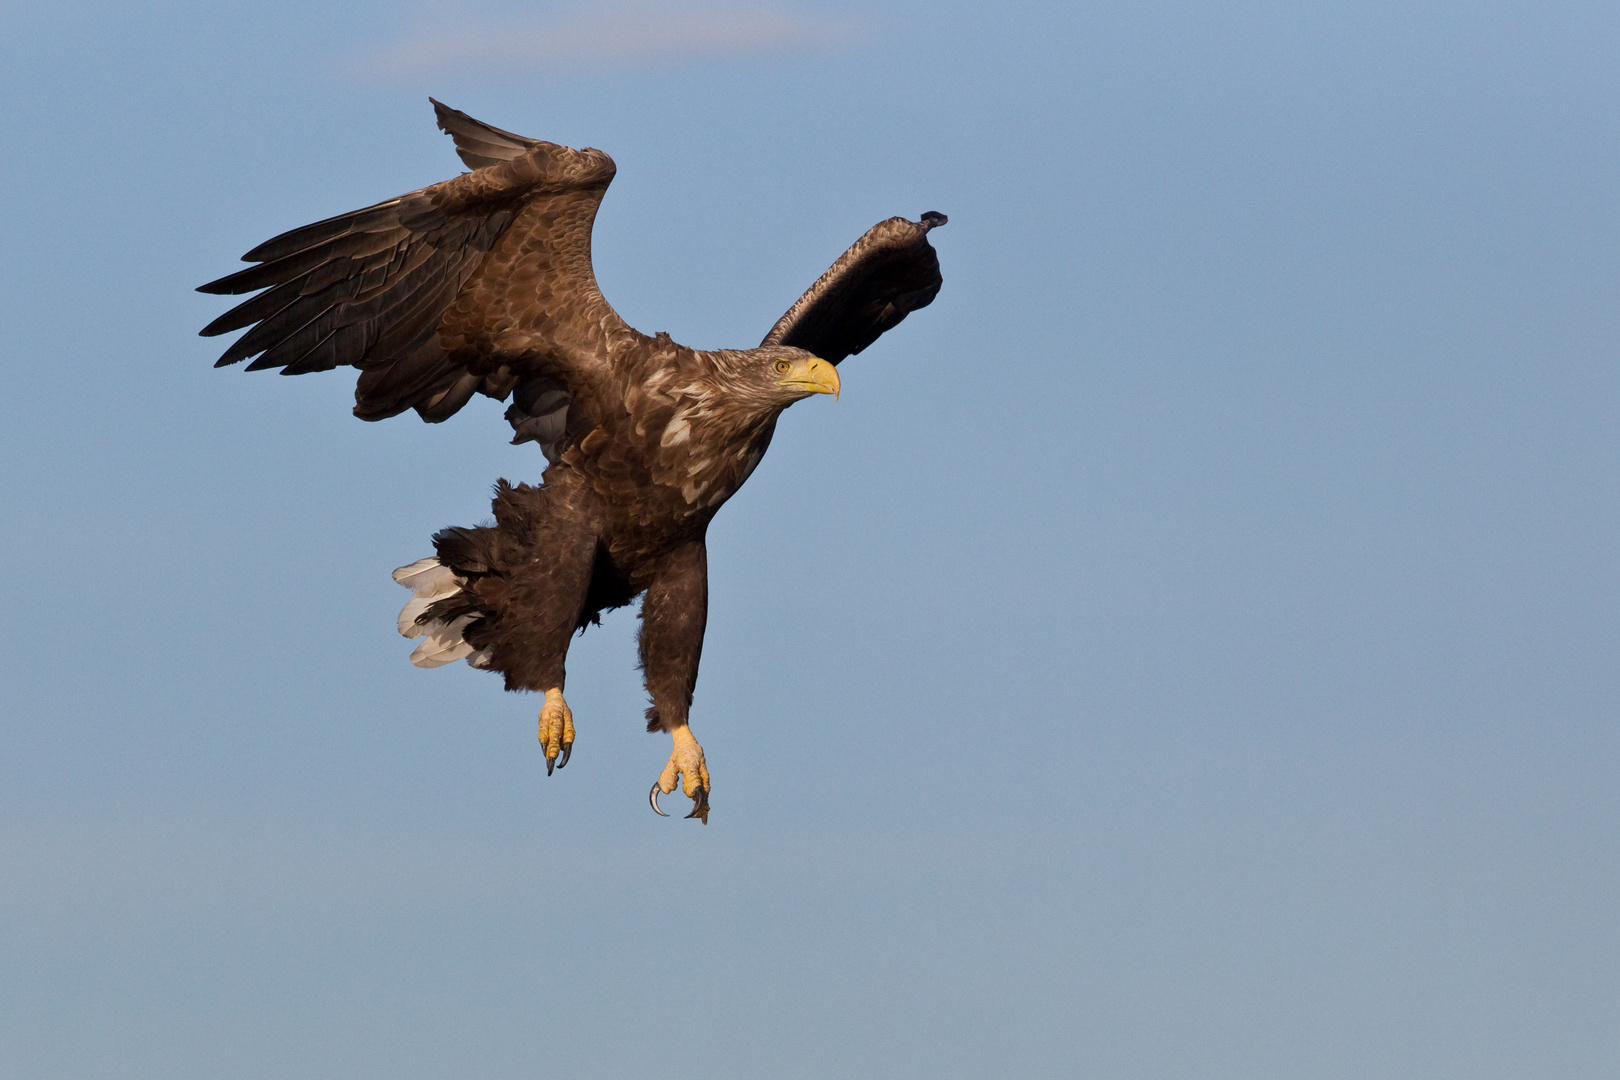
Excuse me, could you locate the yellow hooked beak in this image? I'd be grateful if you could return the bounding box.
[776,356,840,400]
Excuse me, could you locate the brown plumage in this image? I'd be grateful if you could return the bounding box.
[198,100,945,821]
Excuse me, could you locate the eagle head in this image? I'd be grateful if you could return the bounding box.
[728,346,840,414]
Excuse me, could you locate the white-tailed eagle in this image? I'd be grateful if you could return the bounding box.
[199,100,946,822]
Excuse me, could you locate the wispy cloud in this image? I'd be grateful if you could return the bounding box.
[356,3,868,77]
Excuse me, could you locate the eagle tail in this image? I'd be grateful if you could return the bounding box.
[391,556,492,669]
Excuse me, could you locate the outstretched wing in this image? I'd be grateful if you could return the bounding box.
[761,211,946,364]
[198,100,634,424]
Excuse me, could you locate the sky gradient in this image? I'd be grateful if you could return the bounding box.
[3,1,1618,1077]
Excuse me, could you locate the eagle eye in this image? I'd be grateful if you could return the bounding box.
[772,359,792,375]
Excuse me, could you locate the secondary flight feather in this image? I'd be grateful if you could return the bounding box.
[199,100,946,821]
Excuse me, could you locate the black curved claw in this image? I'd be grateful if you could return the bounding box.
[558,741,573,769]
[685,787,710,825]
[545,754,556,776]
[649,783,670,817]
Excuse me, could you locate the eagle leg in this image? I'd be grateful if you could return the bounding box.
[459,475,600,775]
[539,687,575,774]
[639,541,711,823]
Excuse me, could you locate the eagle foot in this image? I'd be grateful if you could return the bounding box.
[649,724,709,823]
[539,688,575,775]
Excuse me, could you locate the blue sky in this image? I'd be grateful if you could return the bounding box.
[3,1,1618,1077]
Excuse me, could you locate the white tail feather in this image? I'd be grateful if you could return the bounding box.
[409,615,479,667]
[397,593,439,638]
[393,557,461,596]
[392,556,440,586]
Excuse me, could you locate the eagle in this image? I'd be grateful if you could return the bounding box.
[198,100,945,822]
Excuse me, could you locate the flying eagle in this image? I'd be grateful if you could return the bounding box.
[198,100,945,822]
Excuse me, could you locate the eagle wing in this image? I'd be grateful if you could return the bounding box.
[198,100,632,424]
[761,211,947,363]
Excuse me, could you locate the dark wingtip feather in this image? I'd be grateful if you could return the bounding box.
[198,261,286,296]
[199,304,258,338]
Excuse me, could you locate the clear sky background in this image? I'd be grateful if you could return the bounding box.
[3,1,1618,1077]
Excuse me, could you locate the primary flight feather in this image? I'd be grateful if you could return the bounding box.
[198,100,946,821]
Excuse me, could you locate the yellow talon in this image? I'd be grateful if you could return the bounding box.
[653,724,710,823]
